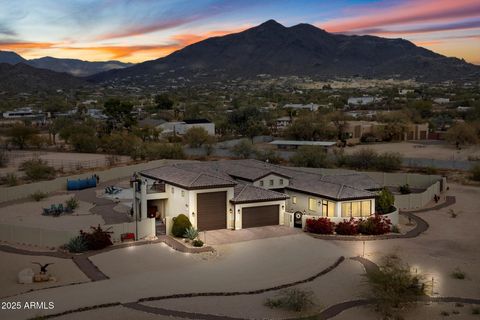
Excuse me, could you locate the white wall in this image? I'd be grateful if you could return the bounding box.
[252,174,289,189]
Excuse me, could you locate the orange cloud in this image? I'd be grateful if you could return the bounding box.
[0,41,56,51]
[322,0,480,33]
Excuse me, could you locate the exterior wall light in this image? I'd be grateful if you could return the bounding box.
[192,211,195,216]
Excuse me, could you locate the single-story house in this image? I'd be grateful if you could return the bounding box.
[269,140,337,150]
[344,121,429,144]
[160,119,215,136]
[283,103,319,112]
[133,159,380,235]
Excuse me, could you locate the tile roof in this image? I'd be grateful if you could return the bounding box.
[141,166,236,189]
[232,184,289,203]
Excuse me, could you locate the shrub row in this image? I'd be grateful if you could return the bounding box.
[305,216,393,236]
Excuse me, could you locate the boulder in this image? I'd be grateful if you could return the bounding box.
[18,268,34,284]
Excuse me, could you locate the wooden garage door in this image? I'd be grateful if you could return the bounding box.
[242,205,279,228]
[197,191,227,231]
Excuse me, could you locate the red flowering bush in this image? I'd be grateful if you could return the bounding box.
[305,217,335,234]
[335,218,359,235]
[357,215,392,235]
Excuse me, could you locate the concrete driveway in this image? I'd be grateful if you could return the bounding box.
[202,225,302,245]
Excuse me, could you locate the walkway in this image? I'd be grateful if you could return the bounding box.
[203,225,301,245]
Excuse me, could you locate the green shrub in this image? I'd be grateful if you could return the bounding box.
[472,307,480,314]
[192,239,204,247]
[264,288,315,312]
[357,216,392,235]
[377,188,395,214]
[366,255,426,318]
[20,159,56,181]
[184,226,199,241]
[440,311,450,316]
[290,146,331,168]
[31,191,48,202]
[391,225,401,233]
[66,235,88,253]
[5,173,18,186]
[398,184,411,194]
[231,139,255,159]
[375,152,402,172]
[470,163,480,181]
[171,214,192,237]
[65,197,79,211]
[451,268,466,280]
[144,143,185,160]
[80,225,113,250]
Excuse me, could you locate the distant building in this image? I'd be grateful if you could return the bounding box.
[160,119,215,135]
[283,103,319,112]
[398,89,414,95]
[2,107,38,119]
[138,118,166,129]
[275,116,292,131]
[270,140,336,150]
[86,108,108,120]
[347,96,376,106]
[433,98,450,104]
[344,121,429,144]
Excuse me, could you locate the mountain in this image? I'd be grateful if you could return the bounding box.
[0,50,26,64]
[0,63,88,92]
[27,57,134,77]
[0,50,133,76]
[90,20,480,84]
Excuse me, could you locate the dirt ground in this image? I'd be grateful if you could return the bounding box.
[344,141,480,161]
[0,194,103,231]
[0,251,90,298]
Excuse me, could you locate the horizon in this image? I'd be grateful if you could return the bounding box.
[0,0,479,65]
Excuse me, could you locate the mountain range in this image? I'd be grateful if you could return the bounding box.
[0,51,133,77]
[90,20,480,84]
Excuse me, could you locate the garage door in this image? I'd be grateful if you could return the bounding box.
[242,205,279,228]
[197,191,227,231]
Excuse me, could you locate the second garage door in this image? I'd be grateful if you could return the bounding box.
[242,205,279,228]
[197,191,227,231]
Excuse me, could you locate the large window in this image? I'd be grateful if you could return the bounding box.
[308,198,317,211]
[292,196,297,204]
[341,200,371,217]
[321,200,335,217]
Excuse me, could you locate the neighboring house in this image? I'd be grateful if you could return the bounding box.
[269,140,337,150]
[347,96,376,106]
[275,116,292,131]
[433,98,450,104]
[137,118,166,130]
[344,121,429,144]
[283,103,319,112]
[133,159,379,235]
[86,108,108,120]
[160,119,215,135]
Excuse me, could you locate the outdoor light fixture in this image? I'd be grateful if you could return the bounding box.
[192,211,195,216]
[229,208,233,213]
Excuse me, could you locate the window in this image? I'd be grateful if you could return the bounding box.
[269,179,274,186]
[308,198,317,211]
[342,200,372,217]
[259,180,264,187]
[341,202,351,217]
[181,190,185,197]
[279,179,284,185]
[328,201,335,217]
[292,196,297,204]
[322,200,328,216]
[361,200,371,216]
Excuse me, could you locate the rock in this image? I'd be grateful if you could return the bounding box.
[33,273,50,282]
[18,268,34,284]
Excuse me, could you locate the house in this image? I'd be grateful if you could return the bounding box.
[283,103,319,112]
[275,116,292,131]
[344,121,429,144]
[133,159,379,235]
[433,98,450,104]
[137,118,166,129]
[270,140,337,150]
[160,119,215,135]
[347,96,376,106]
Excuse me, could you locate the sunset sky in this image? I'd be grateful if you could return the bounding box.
[0,0,479,64]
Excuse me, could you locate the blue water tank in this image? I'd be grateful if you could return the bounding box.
[67,176,97,190]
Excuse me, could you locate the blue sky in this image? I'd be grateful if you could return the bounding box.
[0,0,478,64]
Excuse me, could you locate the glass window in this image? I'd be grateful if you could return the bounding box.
[328,201,335,217]
[351,202,361,217]
[260,180,264,187]
[361,200,371,217]
[269,179,274,186]
[322,200,328,217]
[279,179,284,185]
[341,202,351,217]
[292,196,297,204]
[308,198,317,211]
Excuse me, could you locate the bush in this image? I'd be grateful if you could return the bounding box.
[0,149,8,167]
[305,217,335,234]
[5,173,18,186]
[192,239,204,247]
[451,268,466,280]
[171,214,192,237]
[366,255,426,318]
[335,218,359,235]
[66,235,88,253]
[144,143,185,160]
[80,225,113,250]
[290,146,331,168]
[265,288,315,312]
[358,215,392,235]
[391,225,400,233]
[184,226,199,241]
[377,188,395,214]
[31,191,48,202]
[470,163,480,181]
[375,152,402,172]
[65,197,79,211]
[231,139,255,159]
[20,159,56,181]
[398,184,411,194]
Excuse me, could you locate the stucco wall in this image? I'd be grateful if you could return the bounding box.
[0,223,76,247]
